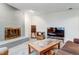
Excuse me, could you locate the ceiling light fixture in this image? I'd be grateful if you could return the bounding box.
[68,8,73,10]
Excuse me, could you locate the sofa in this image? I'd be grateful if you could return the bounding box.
[56,41,79,55]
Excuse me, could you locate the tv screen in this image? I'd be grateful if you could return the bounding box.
[47,27,64,37]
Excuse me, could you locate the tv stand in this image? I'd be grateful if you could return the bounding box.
[47,36,64,42]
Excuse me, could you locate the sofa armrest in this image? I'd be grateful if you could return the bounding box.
[0,47,8,55]
[74,38,79,44]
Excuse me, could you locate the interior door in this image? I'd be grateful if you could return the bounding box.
[31,25,36,38]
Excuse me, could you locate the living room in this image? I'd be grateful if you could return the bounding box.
[0,3,79,55]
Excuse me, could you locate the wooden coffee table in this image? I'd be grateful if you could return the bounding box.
[28,40,60,55]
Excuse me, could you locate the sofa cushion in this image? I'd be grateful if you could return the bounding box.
[61,41,79,55]
[56,49,72,55]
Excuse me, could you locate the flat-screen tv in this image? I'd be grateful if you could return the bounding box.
[47,27,64,37]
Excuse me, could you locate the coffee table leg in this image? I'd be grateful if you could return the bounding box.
[39,51,44,55]
[28,45,31,54]
[58,43,60,49]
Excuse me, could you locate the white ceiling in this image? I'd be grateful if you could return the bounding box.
[8,3,79,14]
